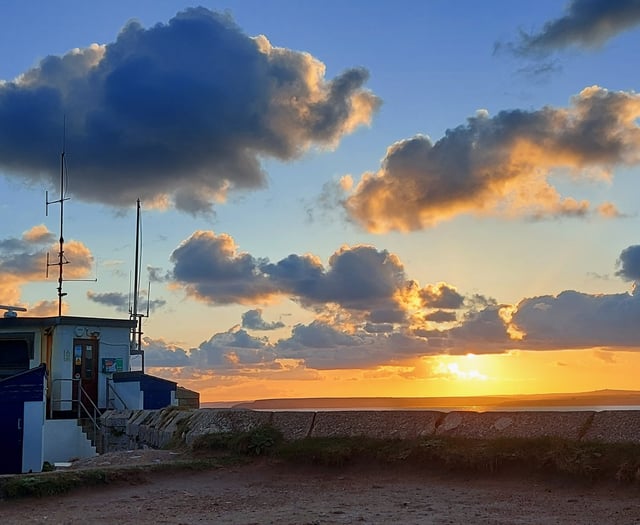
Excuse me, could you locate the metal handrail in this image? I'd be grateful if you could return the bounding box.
[106,377,128,410]
[77,381,101,433]
[49,378,101,436]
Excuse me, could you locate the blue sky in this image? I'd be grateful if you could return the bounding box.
[2,1,640,401]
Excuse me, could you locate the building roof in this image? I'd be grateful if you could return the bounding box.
[0,315,136,330]
[112,371,177,387]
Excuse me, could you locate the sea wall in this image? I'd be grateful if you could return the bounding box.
[99,408,640,453]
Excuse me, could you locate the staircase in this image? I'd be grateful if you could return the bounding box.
[43,419,97,463]
[78,418,97,445]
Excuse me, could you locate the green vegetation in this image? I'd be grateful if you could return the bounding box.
[275,434,640,482]
[191,424,284,456]
[0,457,239,500]
[3,427,640,500]
[190,425,640,483]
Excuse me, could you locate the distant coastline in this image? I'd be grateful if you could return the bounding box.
[200,389,640,411]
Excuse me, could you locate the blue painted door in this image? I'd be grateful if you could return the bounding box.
[0,400,23,474]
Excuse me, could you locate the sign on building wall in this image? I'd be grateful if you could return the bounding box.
[101,358,124,373]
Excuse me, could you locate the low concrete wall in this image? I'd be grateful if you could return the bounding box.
[99,408,640,453]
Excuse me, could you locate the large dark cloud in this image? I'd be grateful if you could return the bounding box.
[344,87,639,232]
[511,0,640,57]
[0,8,380,214]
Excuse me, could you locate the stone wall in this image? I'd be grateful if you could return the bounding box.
[99,408,640,453]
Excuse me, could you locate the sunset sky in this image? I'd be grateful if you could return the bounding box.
[2,0,640,402]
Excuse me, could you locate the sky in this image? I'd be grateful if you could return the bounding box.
[2,0,640,402]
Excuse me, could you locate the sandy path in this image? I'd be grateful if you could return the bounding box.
[1,461,639,524]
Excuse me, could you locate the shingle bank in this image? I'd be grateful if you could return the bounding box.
[99,408,640,453]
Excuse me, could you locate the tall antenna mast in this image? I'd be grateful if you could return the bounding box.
[46,119,96,315]
[130,199,148,372]
[46,120,70,316]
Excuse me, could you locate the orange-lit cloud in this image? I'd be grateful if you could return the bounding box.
[344,87,640,232]
[0,225,93,311]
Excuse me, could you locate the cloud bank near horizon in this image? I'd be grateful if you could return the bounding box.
[136,232,640,374]
[0,7,380,215]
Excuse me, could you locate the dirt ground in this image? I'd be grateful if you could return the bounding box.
[2,451,640,524]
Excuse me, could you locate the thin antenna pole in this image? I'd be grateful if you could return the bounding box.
[133,198,140,322]
[57,147,65,316]
[46,119,70,316]
[131,199,145,373]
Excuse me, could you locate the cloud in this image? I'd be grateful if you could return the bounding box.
[170,231,280,304]
[143,337,191,367]
[241,309,285,331]
[409,287,640,356]
[0,8,380,214]
[419,283,465,309]
[363,322,394,333]
[86,290,166,313]
[615,245,640,282]
[190,327,279,370]
[0,225,92,307]
[140,284,640,373]
[170,231,410,314]
[344,87,640,232]
[424,310,457,323]
[510,0,640,57]
[167,234,640,371]
[511,290,640,349]
[86,291,129,311]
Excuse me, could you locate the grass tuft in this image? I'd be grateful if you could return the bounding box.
[191,424,284,456]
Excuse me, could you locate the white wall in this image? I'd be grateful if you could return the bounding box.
[51,326,74,411]
[94,325,131,408]
[50,324,132,410]
[110,381,144,410]
[22,400,45,473]
[43,419,96,463]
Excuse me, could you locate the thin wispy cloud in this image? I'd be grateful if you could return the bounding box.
[505,0,640,57]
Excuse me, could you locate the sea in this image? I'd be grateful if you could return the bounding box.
[200,402,640,413]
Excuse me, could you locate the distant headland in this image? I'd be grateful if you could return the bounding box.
[220,389,640,410]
